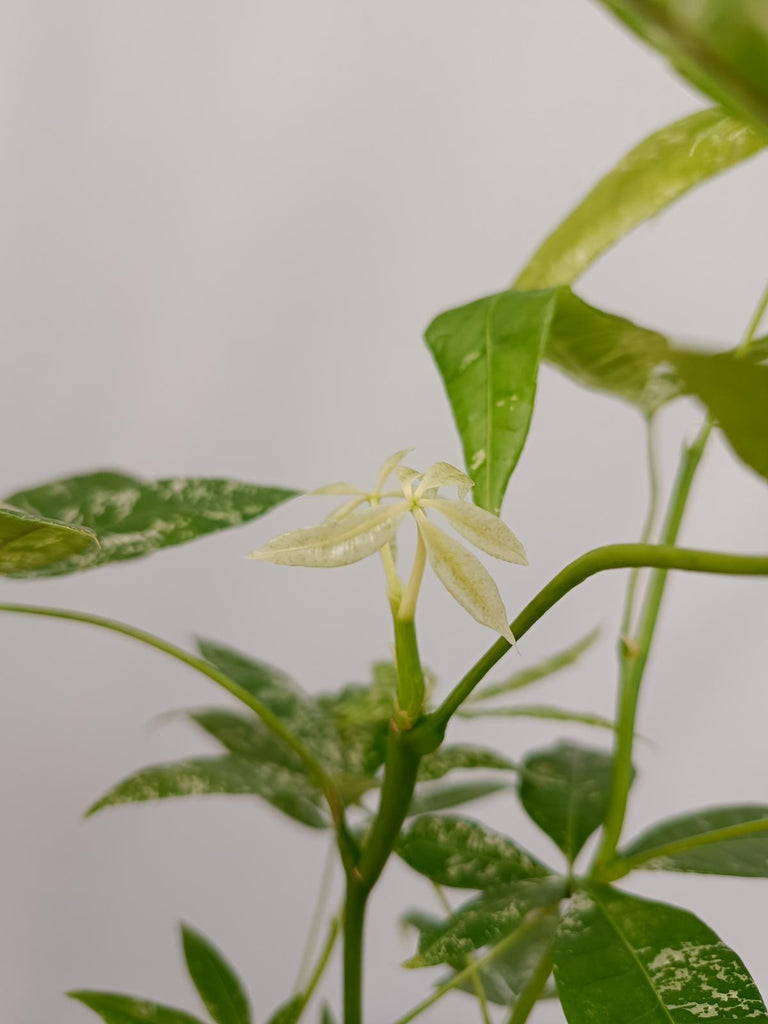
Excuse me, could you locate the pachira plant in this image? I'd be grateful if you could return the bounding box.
[3,5,768,1024]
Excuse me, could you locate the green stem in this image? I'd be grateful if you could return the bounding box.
[619,415,660,646]
[594,279,768,870]
[0,602,349,839]
[294,841,337,993]
[506,947,554,1024]
[343,882,366,1024]
[415,542,768,751]
[393,910,549,1024]
[392,616,426,726]
[602,815,768,881]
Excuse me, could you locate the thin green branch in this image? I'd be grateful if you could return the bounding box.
[415,543,768,750]
[506,946,554,1024]
[619,415,660,646]
[0,602,349,838]
[603,815,768,881]
[392,910,550,1024]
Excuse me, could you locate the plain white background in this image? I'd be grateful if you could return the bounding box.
[2,2,767,1022]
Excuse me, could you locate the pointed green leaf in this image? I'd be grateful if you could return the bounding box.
[469,628,600,702]
[405,879,565,968]
[594,3,768,131]
[0,506,98,574]
[519,742,615,863]
[621,804,768,876]
[407,780,511,817]
[553,884,768,1023]
[186,709,307,773]
[181,924,251,1024]
[416,745,517,782]
[4,472,297,575]
[265,996,303,1024]
[86,756,328,829]
[398,815,550,889]
[515,108,765,290]
[425,288,558,514]
[672,350,768,482]
[459,705,616,731]
[196,641,307,718]
[68,992,206,1024]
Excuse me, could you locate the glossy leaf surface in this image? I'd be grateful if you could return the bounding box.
[519,742,614,863]
[405,878,565,967]
[425,289,557,514]
[0,506,97,574]
[5,472,296,575]
[595,2,768,130]
[622,804,768,876]
[553,885,768,1023]
[181,924,251,1024]
[68,992,206,1024]
[673,350,768,481]
[87,756,328,829]
[515,108,764,289]
[398,815,549,889]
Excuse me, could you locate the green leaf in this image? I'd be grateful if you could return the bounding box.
[621,804,768,876]
[544,289,675,411]
[427,287,681,513]
[594,3,768,131]
[181,924,251,1024]
[407,780,511,817]
[0,506,98,574]
[319,1007,336,1024]
[672,350,768,482]
[459,705,616,731]
[468,628,600,702]
[398,815,550,889]
[265,996,303,1024]
[425,288,558,514]
[553,884,768,1023]
[186,709,307,772]
[68,992,206,1024]
[519,742,615,864]
[4,472,296,576]
[86,756,328,829]
[443,911,558,1007]
[405,878,565,968]
[416,745,517,782]
[515,108,765,290]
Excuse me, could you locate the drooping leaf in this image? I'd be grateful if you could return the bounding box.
[441,910,559,1008]
[181,924,251,1024]
[621,804,768,876]
[544,289,675,411]
[426,286,683,516]
[398,815,550,889]
[459,705,616,731]
[68,992,206,1024]
[672,349,768,482]
[407,780,512,817]
[265,996,303,1024]
[519,742,615,864]
[405,878,565,968]
[4,472,297,576]
[416,745,517,782]
[0,506,98,574]
[425,288,557,514]
[468,628,600,702]
[515,108,765,290]
[594,2,768,131]
[553,884,768,1023]
[86,756,328,829]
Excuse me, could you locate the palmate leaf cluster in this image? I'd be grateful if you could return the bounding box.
[2,4,768,1024]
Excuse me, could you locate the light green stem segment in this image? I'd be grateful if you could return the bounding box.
[619,416,660,646]
[594,278,768,870]
[393,616,426,726]
[413,542,768,752]
[393,910,550,1024]
[601,814,768,881]
[506,946,554,1024]
[0,602,347,831]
